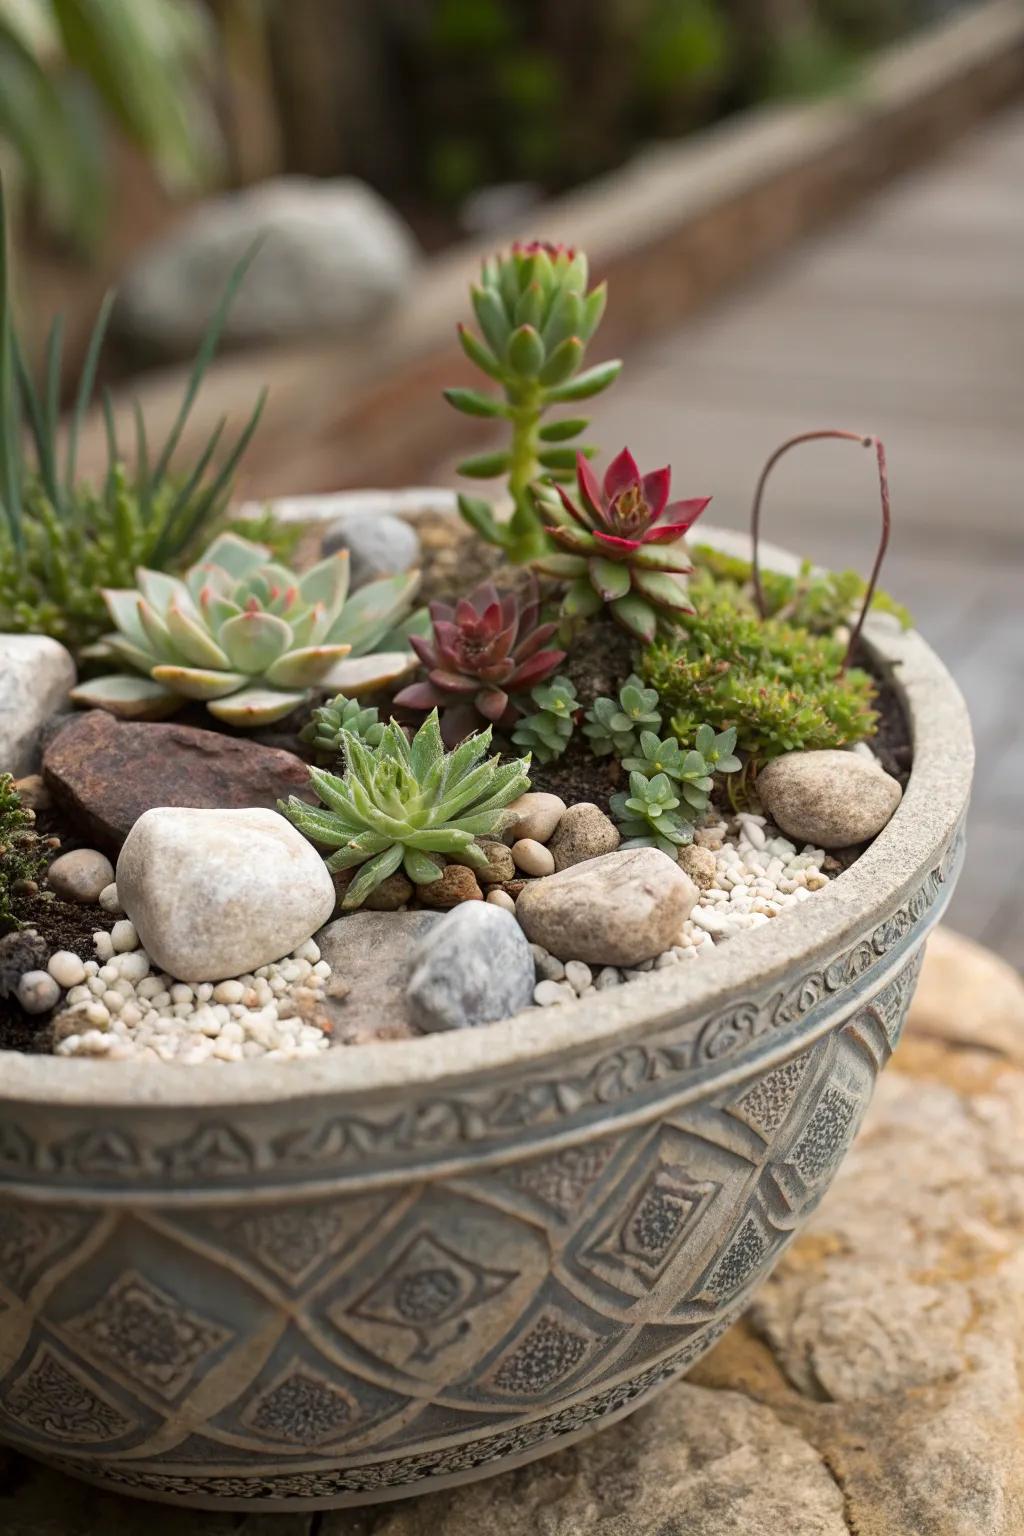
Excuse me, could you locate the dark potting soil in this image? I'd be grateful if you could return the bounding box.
[0,807,117,1053]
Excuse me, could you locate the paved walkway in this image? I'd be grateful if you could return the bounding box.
[576,106,1023,967]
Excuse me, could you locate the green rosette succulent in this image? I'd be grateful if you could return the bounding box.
[511,675,579,764]
[610,771,695,859]
[582,674,662,758]
[299,692,385,764]
[72,532,421,727]
[281,710,532,909]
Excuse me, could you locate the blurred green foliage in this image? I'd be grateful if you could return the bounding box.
[0,0,220,249]
[387,0,935,209]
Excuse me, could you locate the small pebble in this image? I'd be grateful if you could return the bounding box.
[17,970,61,1014]
[110,919,138,953]
[46,848,115,904]
[47,951,86,989]
[213,979,245,1005]
[93,931,114,961]
[98,882,124,914]
[534,979,575,1007]
[486,889,517,913]
[595,967,622,990]
[564,960,592,995]
[511,838,555,877]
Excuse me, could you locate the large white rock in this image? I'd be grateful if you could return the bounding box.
[115,177,418,356]
[116,807,335,983]
[0,634,75,776]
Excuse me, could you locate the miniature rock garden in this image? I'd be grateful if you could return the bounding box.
[1,231,912,1065]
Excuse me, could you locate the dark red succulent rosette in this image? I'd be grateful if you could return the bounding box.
[393,575,565,745]
[537,448,712,640]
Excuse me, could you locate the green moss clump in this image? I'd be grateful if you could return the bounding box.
[0,775,48,934]
[641,570,877,768]
[690,545,911,634]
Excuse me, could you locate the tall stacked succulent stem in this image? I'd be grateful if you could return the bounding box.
[446,242,621,564]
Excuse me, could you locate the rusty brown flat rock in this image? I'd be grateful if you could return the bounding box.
[42,710,317,852]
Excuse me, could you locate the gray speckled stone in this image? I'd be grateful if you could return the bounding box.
[758,749,903,849]
[406,902,535,1032]
[322,512,421,588]
[0,634,75,777]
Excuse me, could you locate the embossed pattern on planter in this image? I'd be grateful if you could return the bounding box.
[0,924,929,1507]
[0,834,958,1199]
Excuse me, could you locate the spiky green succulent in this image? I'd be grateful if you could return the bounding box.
[299,692,385,764]
[280,710,532,909]
[511,675,579,764]
[71,532,421,727]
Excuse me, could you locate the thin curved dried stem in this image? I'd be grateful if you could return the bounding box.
[749,428,891,672]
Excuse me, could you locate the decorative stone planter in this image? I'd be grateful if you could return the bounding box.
[0,520,972,1513]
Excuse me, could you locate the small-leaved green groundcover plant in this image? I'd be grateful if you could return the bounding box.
[511,675,580,764]
[446,241,621,562]
[582,674,662,758]
[642,569,878,771]
[690,545,911,635]
[0,180,265,653]
[72,533,421,727]
[610,726,741,858]
[281,711,531,909]
[0,774,50,935]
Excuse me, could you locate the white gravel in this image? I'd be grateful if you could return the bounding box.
[52,935,334,1063]
[530,814,830,1006]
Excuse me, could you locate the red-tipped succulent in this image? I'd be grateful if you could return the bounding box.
[393,575,565,744]
[536,448,711,641]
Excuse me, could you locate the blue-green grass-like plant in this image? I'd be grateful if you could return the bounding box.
[0,176,265,652]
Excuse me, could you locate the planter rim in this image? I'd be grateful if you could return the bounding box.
[0,519,973,1109]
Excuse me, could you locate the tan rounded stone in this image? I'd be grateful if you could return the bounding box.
[678,843,718,889]
[503,791,566,845]
[547,801,620,871]
[516,847,698,965]
[454,839,515,884]
[758,749,902,849]
[46,848,114,904]
[511,838,555,877]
